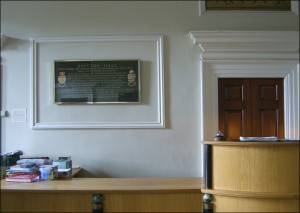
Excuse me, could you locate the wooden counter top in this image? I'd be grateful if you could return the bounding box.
[202,140,300,146]
[1,177,203,193]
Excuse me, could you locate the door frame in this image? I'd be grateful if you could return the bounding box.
[200,60,299,140]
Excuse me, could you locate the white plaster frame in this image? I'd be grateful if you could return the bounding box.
[189,31,299,140]
[30,35,165,129]
[199,0,299,16]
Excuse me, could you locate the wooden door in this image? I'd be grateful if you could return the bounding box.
[218,78,284,140]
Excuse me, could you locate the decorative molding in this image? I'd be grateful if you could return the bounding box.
[30,35,165,129]
[199,0,299,16]
[188,31,299,60]
[189,31,299,140]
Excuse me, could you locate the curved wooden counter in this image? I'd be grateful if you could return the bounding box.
[1,178,203,212]
[202,141,299,212]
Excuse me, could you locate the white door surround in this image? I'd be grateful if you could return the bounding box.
[189,31,299,140]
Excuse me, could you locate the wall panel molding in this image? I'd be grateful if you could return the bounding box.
[30,35,165,129]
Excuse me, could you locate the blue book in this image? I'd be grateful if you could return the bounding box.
[20,162,36,168]
[7,166,39,173]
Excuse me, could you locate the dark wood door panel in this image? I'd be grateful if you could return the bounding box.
[259,109,279,137]
[258,85,279,100]
[218,78,284,140]
[222,110,251,140]
[219,78,250,105]
[251,79,284,138]
[218,79,252,140]
[224,85,243,101]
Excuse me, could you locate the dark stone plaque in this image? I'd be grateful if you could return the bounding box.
[54,60,140,104]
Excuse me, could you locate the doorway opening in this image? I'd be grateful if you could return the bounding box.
[218,78,284,140]
[200,61,299,140]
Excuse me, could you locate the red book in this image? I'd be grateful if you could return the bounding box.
[6,172,40,183]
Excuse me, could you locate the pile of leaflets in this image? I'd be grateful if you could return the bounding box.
[239,136,278,142]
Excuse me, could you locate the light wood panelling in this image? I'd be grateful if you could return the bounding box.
[1,192,203,213]
[104,193,202,212]
[1,178,203,212]
[1,178,203,192]
[201,189,299,199]
[202,141,299,212]
[212,195,299,212]
[212,144,299,193]
[1,192,92,212]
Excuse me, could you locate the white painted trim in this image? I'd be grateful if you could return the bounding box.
[199,0,299,16]
[189,31,300,140]
[188,31,299,60]
[30,35,165,129]
[284,64,300,139]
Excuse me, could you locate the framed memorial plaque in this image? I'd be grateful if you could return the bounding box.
[54,60,140,104]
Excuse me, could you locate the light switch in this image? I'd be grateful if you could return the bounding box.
[12,109,27,123]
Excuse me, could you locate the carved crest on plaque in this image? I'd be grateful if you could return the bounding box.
[58,72,66,85]
[127,70,136,87]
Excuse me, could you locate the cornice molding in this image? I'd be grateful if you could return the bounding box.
[188,31,299,60]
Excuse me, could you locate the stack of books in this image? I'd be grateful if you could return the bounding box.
[6,163,40,182]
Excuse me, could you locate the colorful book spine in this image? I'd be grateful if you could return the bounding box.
[5,172,40,182]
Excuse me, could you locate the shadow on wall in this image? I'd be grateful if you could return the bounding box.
[76,169,111,178]
[1,36,28,51]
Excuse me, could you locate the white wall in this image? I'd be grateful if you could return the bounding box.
[1,1,299,178]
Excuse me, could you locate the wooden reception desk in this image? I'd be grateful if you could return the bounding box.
[1,141,299,212]
[1,178,203,212]
[202,141,299,212]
